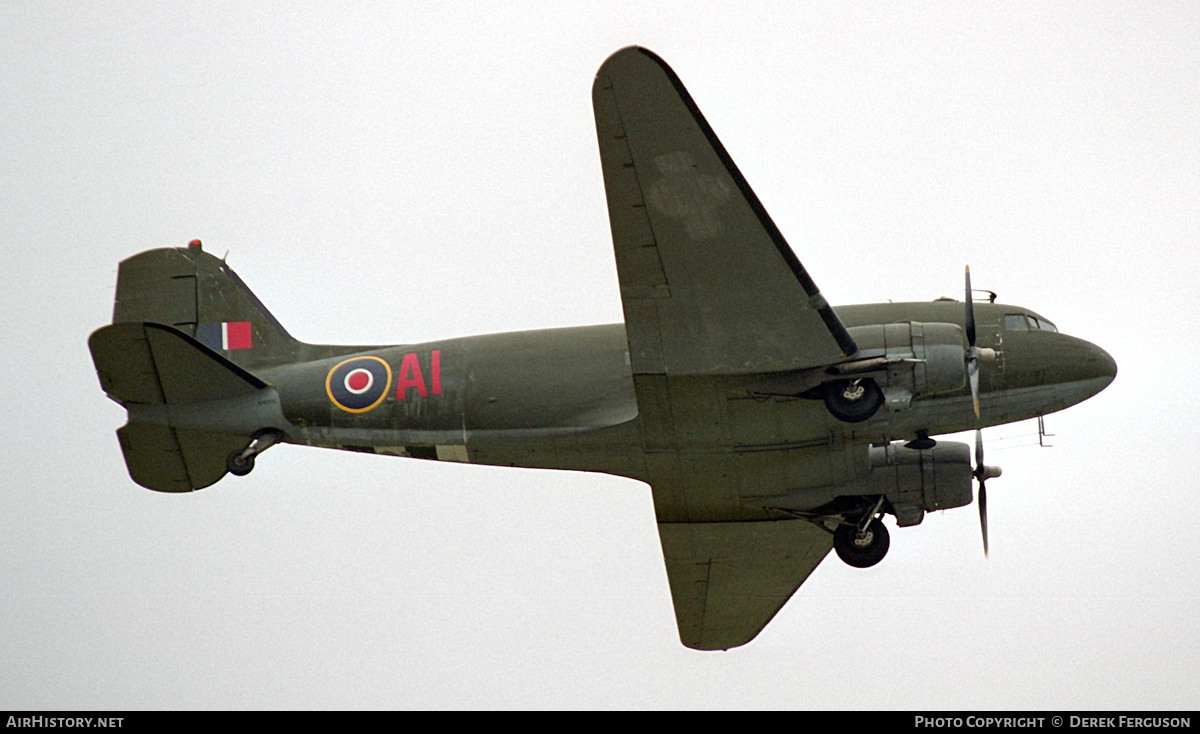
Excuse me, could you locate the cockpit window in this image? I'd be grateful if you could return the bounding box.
[1005,314,1058,333]
[1004,314,1029,331]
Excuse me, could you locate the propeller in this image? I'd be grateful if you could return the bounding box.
[965,267,1000,555]
[964,266,997,420]
[973,428,1001,556]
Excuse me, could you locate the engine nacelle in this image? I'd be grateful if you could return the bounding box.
[760,441,974,527]
[868,441,974,526]
[838,322,967,411]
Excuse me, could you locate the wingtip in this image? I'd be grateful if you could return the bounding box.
[597,46,673,79]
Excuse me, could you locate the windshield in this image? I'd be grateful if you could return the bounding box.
[1005,314,1058,332]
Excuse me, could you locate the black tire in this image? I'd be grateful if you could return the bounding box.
[833,517,890,568]
[226,449,255,476]
[823,378,883,423]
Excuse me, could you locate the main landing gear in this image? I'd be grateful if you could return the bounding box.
[831,498,890,568]
[823,378,883,423]
[225,431,282,477]
[833,517,890,568]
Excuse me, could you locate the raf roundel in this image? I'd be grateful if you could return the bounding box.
[326,356,392,413]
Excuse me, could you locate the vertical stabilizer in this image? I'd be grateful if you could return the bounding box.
[113,241,301,370]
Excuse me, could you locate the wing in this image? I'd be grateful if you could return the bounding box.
[659,520,832,650]
[593,48,856,649]
[592,47,857,376]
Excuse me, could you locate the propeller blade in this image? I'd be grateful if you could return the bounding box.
[968,357,980,419]
[965,265,976,348]
[979,482,989,557]
[964,266,981,419]
[973,428,996,557]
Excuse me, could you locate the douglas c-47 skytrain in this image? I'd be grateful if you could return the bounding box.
[89,47,1116,650]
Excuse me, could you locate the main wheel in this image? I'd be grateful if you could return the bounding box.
[823,378,883,423]
[833,517,890,568]
[226,449,255,476]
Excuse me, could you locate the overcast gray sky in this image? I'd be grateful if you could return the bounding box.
[2,1,1198,709]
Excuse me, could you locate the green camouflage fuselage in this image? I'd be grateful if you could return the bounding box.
[256,301,1112,520]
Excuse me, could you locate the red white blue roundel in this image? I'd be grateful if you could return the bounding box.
[326,356,392,413]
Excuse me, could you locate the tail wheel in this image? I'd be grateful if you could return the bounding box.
[823,378,883,423]
[226,449,255,476]
[833,518,890,568]
[224,431,281,477]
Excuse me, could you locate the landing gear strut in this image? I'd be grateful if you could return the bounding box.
[225,432,281,477]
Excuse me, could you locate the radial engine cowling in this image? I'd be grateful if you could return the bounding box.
[870,441,973,526]
[838,322,966,411]
[758,441,974,527]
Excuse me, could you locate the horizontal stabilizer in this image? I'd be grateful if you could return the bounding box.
[89,322,266,405]
[90,322,268,491]
[117,423,250,492]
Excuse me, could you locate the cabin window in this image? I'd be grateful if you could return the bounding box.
[1004,314,1029,331]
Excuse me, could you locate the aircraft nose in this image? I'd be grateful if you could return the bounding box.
[1093,342,1117,387]
[1064,335,1117,395]
[1019,334,1117,412]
